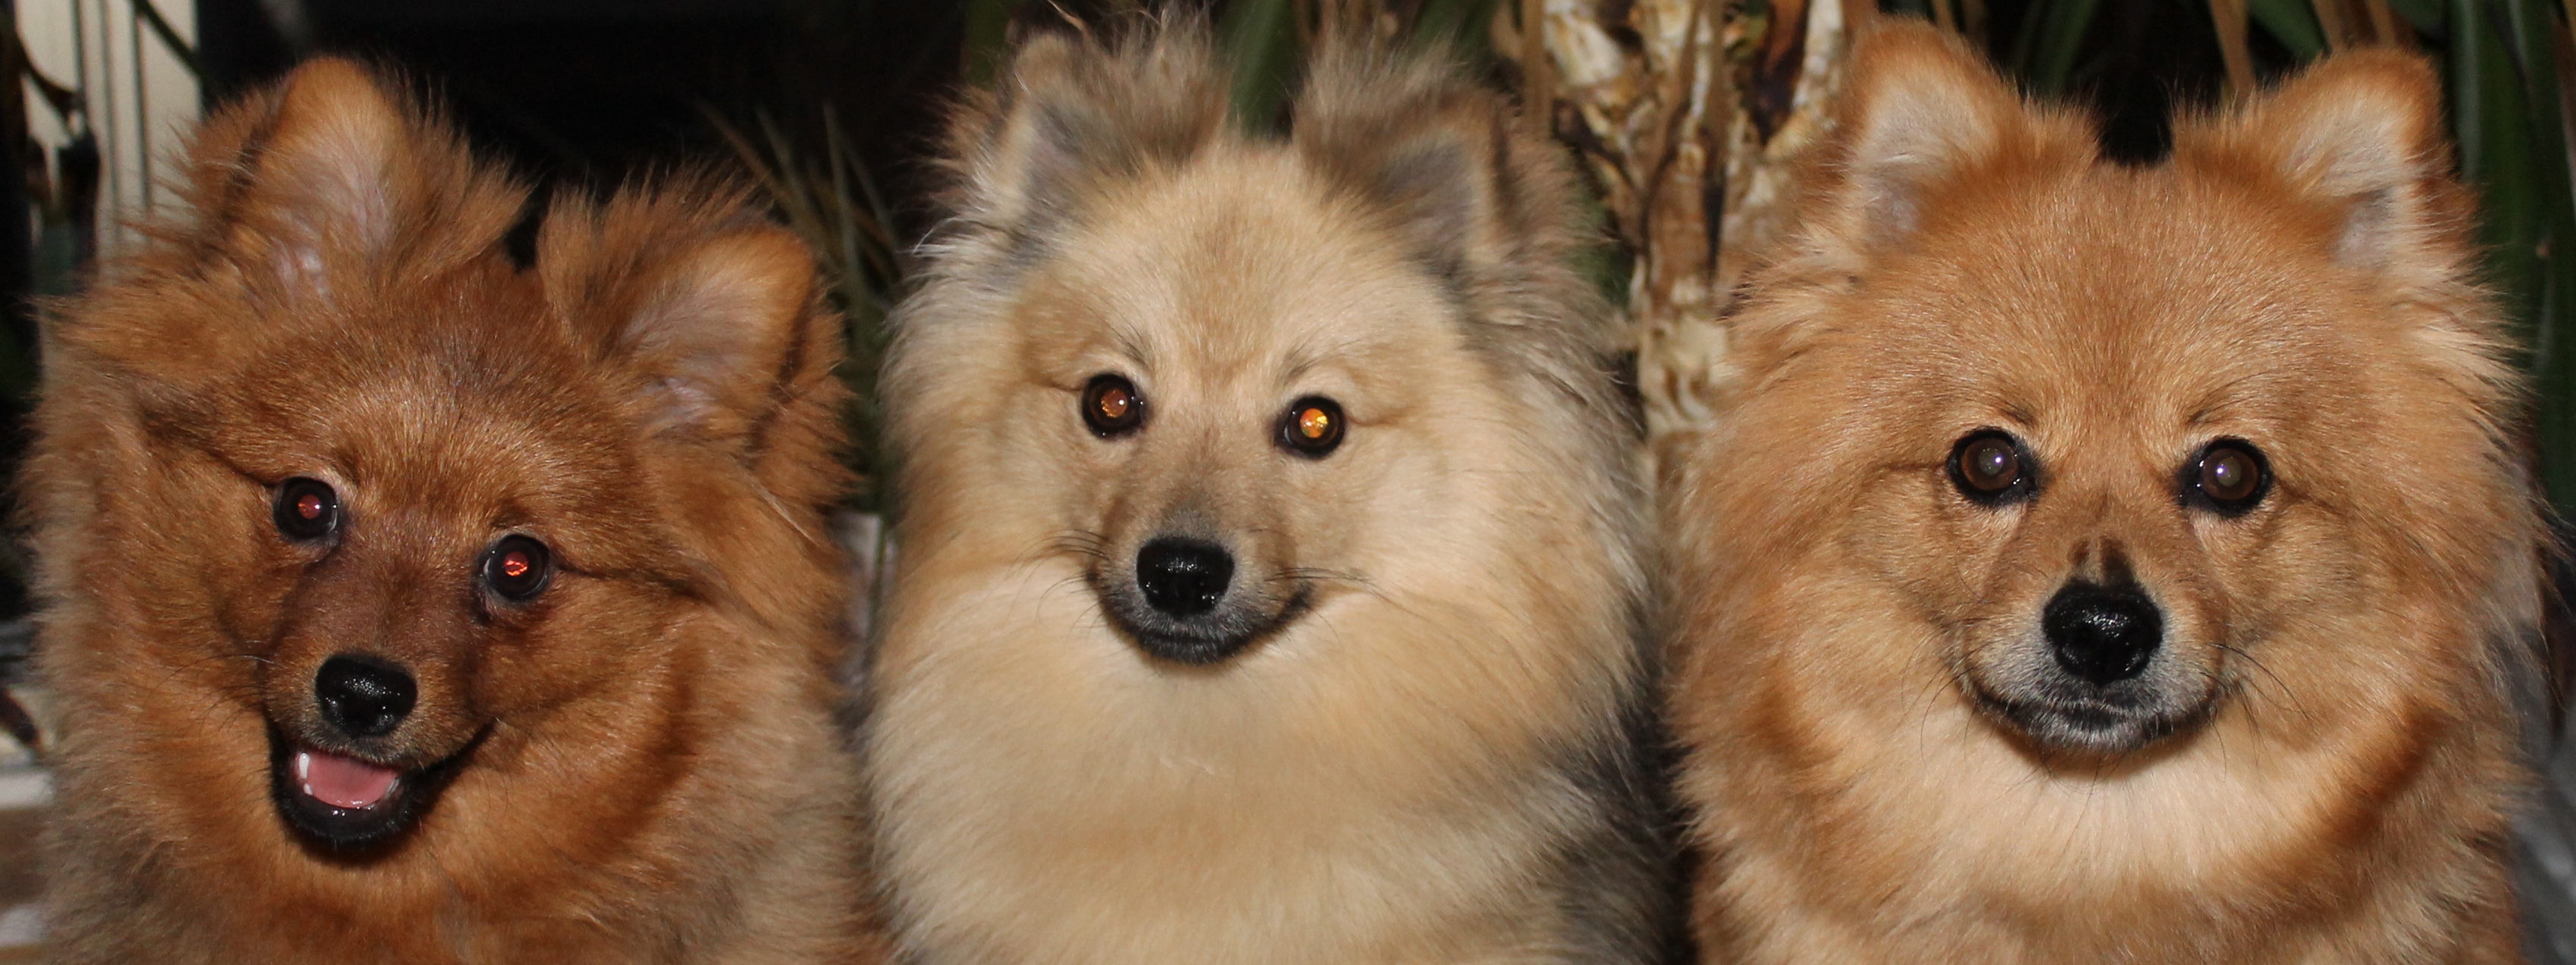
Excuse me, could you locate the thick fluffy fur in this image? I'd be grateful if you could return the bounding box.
[1669,24,2546,963]
[28,59,882,962]
[867,19,1675,964]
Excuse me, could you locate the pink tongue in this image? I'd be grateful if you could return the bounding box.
[299,748,399,810]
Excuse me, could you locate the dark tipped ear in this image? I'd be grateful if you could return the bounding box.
[1801,23,2080,255]
[947,23,1229,241]
[2175,50,2454,271]
[1291,44,1566,284]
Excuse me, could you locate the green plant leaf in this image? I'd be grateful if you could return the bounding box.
[963,0,1018,87]
[2248,0,2327,60]
[2496,0,2576,516]
[1222,0,1300,127]
[2010,0,2108,94]
[1409,0,1505,54]
[2382,0,2445,33]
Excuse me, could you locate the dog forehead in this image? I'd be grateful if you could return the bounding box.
[1031,150,1449,374]
[195,315,626,478]
[1869,175,2367,416]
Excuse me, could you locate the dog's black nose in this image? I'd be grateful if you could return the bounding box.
[314,655,417,739]
[1136,537,1233,617]
[2041,582,2163,685]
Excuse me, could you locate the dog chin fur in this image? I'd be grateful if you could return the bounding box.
[1669,23,2544,963]
[27,59,887,962]
[866,17,1678,965]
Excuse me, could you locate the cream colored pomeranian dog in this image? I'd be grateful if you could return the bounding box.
[863,16,1676,965]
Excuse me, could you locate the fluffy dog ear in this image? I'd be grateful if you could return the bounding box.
[1291,43,1564,287]
[183,57,512,293]
[216,57,405,262]
[944,23,1230,243]
[58,58,517,390]
[613,227,822,441]
[1798,23,2082,256]
[2173,50,2456,272]
[541,186,843,460]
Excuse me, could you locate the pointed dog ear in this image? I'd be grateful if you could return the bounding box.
[1717,23,2087,394]
[1796,22,2087,258]
[615,227,821,442]
[183,57,515,296]
[942,22,1230,247]
[56,57,521,392]
[541,185,842,461]
[2173,49,2457,272]
[1289,42,1574,288]
[2172,50,2509,418]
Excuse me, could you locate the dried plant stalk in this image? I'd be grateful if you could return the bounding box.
[1510,0,1861,455]
[2209,0,2256,96]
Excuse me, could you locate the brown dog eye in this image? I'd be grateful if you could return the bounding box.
[1948,430,2035,506]
[1082,374,1145,437]
[2185,439,2270,516]
[273,477,341,542]
[482,535,553,604]
[1279,397,1344,458]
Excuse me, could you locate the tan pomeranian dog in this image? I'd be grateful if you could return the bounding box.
[26,58,885,961]
[1666,23,2547,963]
[865,17,1677,965]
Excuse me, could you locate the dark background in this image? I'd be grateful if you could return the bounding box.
[186,0,2307,201]
[194,0,968,217]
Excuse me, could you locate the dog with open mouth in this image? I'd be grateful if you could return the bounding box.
[864,17,1679,965]
[27,59,885,961]
[1667,24,2547,962]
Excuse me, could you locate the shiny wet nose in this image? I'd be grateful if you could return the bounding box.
[2041,582,2163,686]
[315,654,417,739]
[1136,537,1234,617]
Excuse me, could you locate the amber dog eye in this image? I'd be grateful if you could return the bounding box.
[2184,439,2271,516]
[482,535,553,604]
[273,477,341,542]
[1279,397,1345,458]
[1082,374,1145,437]
[1948,430,2037,506]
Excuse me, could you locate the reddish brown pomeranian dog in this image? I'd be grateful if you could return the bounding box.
[1669,23,2547,963]
[25,59,882,961]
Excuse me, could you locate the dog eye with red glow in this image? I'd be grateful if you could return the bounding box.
[2184,439,2270,516]
[1947,430,2036,506]
[482,535,553,604]
[1082,374,1145,437]
[272,477,342,542]
[1278,396,1345,458]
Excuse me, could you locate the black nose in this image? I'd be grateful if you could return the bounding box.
[1136,537,1234,617]
[314,655,417,739]
[2041,582,2164,685]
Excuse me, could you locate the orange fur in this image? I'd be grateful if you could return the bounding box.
[1670,24,2543,963]
[27,59,884,962]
